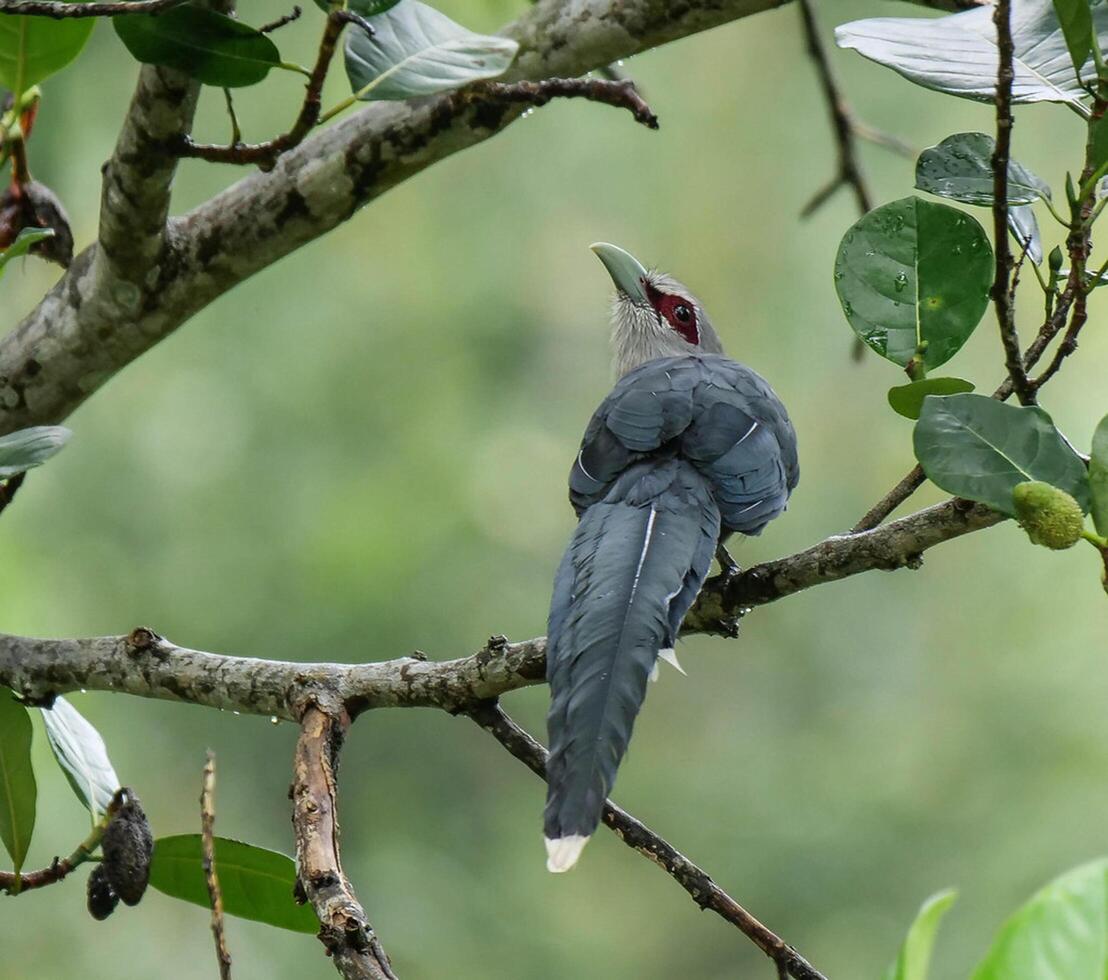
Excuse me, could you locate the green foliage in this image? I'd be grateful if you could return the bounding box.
[148,835,317,933]
[344,0,519,101]
[41,696,120,820]
[884,889,957,980]
[834,197,992,370]
[971,859,1108,979]
[1052,0,1095,77]
[0,690,36,875]
[112,6,282,88]
[915,133,1051,206]
[0,426,71,479]
[913,394,1090,515]
[0,12,93,94]
[1089,413,1108,536]
[836,0,1108,109]
[0,229,55,281]
[888,378,975,420]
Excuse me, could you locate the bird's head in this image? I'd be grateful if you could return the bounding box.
[590,242,724,377]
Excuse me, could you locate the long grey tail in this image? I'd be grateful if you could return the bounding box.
[543,457,720,872]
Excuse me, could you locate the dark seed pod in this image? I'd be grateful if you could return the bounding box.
[102,791,154,906]
[87,863,119,921]
[0,180,74,268]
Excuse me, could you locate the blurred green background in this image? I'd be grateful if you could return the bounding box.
[2,1,1107,977]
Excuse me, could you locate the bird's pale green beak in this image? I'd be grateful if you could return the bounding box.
[590,242,650,304]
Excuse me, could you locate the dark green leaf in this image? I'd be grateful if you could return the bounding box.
[0,425,71,479]
[913,393,1091,515]
[971,859,1108,979]
[837,0,1108,108]
[0,228,55,282]
[113,6,281,88]
[1089,413,1108,535]
[0,11,94,93]
[1053,0,1094,76]
[149,835,316,933]
[312,0,401,14]
[0,689,36,875]
[888,377,976,420]
[833,197,993,370]
[1009,205,1043,265]
[915,133,1051,206]
[344,0,518,101]
[885,889,958,980]
[41,696,120,819]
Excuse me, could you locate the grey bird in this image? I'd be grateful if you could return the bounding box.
[543,243,799,872]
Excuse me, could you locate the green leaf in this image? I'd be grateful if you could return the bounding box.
[833,197,993,370]
[149,835,316,933]
[113,6,282,88]
[1053,0,1094,76]
[0,11,94,93]
[41,696,120,820]
[913,393,1091,515]
[0,689,36,875]
[836,0,1108,109]
[885,889,958,980]
[1091,113,1108,172]
[344,0,519,101]
[0,425,71,479]
[888,377,976,420]
[1089,413,1108,535]
[0,228,55,282]
[916,133,1051,207]
[971,858,1108,980]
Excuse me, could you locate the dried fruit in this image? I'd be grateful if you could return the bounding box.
[86,863,119,920]
[101,790,154,906]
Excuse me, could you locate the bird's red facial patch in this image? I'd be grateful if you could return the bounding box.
[644,282,699,345]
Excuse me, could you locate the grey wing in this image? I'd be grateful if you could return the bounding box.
[568,357,701,514]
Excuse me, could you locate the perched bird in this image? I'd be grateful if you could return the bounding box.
[543,243,799,872]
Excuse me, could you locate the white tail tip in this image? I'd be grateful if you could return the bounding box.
[545,834,590,872]
[658,647,687,676]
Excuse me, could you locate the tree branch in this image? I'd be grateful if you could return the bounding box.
[0,0,186,16]
[0,0,985,436]
[989,0,1035,405]
[466,701,828,980]
[292,706,397,980]
[0,498,1004,714]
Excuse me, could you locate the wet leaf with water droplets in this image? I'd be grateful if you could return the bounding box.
[834,197,992,369]
[916,133,1051,206]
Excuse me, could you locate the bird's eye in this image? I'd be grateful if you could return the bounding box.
[674,304,691,323]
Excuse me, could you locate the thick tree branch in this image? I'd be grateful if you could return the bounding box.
[467,701,828,980]
[0,499,1004,714]
[0,0,981,435]
[0,0,186,15]
[292,706,396,980]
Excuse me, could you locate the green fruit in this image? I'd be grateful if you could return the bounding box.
[1012,481,1084,550]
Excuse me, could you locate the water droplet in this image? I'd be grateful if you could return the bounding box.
[842,301,854,317]
[270,716,279,725]
[80,688,87,694]
[232,710,240,716]
[894,272,908,292]
[952,244,962,255]
[833,270,844,281]
[864,249,875,257]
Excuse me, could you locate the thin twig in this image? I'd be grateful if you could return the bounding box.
[797,0,873,218]
[467,79,659,130]
[201,752,232,980]
[176,10,371,170]
[0,790,123,894]
[292,706,397,980]
[0,0,185,15]
[466,701,828,980]
[259,5,302,33]
[990,0,1035,405]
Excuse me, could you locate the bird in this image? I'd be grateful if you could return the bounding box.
[543,243,799,873]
